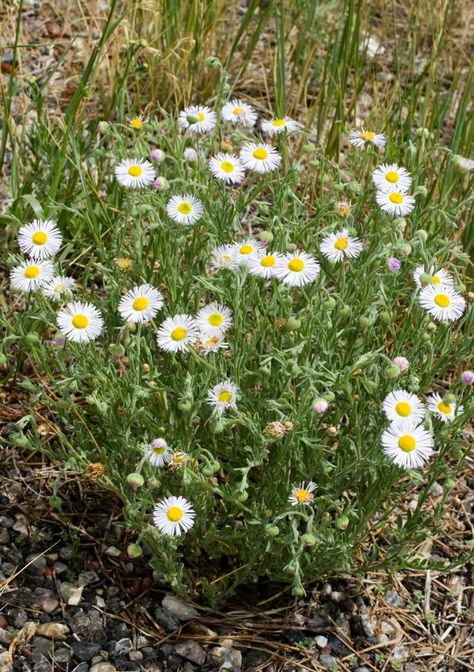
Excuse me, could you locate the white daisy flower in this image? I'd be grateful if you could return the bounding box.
[166,194,203,226]
[413,266,454,288]
[382,389,425,423]
[18,219,63,260]
[115,158,156,188]
[209,244,237,271]
[232,238,266,266]
[209,153,245,184]
[10,259,55,292]
[221,99,257,127]
[419,284,466,322]
[196,302,232,336]
[261,116,300,136]
[118,284,164,323]
[57,301,104,343]
[156,314,198,353]
[43,275,76,300]
[194,332,228,354]
[275,251,320,287]
[289,481,318,506]
[248,252,283,279]
[179,105,216,135]
[145,438,172,467]
[381,420,434,469]
[376,190,416,216]
[349,128,386,148]
[320,229,363,262]
[372,163,412,193]
[239,142,282,174]
[207,380,238,414]
[153,495,195,536]
[427,392,463,423]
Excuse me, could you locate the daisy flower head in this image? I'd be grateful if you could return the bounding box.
[372,163,412,193]
[129,115,145,130]
[239,142,282,174]
[179,105,216,135]
[349,128,386,148]
[232,238,266,266]
[275,251,320,287]
[221,99,257,127]
[207,380,238,414]
[209,152,245,184]
[381,419,434,469]
[376,189,415,216]
[209,244,237,271]
[382,389,425,423]
[156,314,198,353]
[169,452,189,470]
[419,284,466,322]
[166,194,203,225]
[248,251,283,279]
[153,495,195,536]
[427,393,463,423]
[18,219,63,260]
[115,158,155,188]
[43,275,76,300]
[320,229,363,262]
[10,259,54,292]
[118,284,164,324]
[145,438,172,467]
[57,301,104,343]
[194,332,228,355]
[413,265,454,289]
[289,481,318,506]
[196,302,232,336]
[261,116,300,136]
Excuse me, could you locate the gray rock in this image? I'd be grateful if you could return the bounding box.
[0,516,14,528]
[78,571,99,586]
[384,589,405,608]
[319,654,338,670]
[72,664,90,672]
[25,554,47,575]
[32,636,53,657]
[0,629,14,645]
[354,667,371,672]
[32,654,51,672]
[174,641,206,666]
[6,606,27,628]
[315,635,328,648]
[70,611,107,644]
[104,546,121,558]
[55,648,72,663]
[73,640,102,662]
[90,665,117,672]
[209,646,242,671]
[0,528,9,545]
[392,645,409,661]
[114,638,133,656]
[53,562,68,575]
[59,582,84,606]
[128,651,143,663]
[2,562,16,577]
[153,607,180,632]
[12,521,28,535]
[34,587,59,613]
[59,547,74,561]
[161,596,198,621]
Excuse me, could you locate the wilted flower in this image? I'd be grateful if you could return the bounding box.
[266,421,286,440]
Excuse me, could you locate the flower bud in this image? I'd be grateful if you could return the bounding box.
[287,243,297,252]
[220,140,233,152]
[183,147,198,162]
[127,473,144,490]
[178,400,192,412]
[416,127,431,139]
[98,121,110,134]
[415,229,428,241]
[395,217,407,232]
[339,305,351,318]
[443,392,456,404]
[151,176,169,191]
[387,257,401,272]
[323,391,335,402]
[302,143,316,153]
[127,543,143,558]
[287,317,301,330]
[292,585,305,596]
[359,316,372,328]
[258,230,274,243]
[301,533,317,546]
[205,55,221,68]
[336,515,349,530]
[327,426,337,437]
[336,200,352,218]
[453,155,474,172]
[150,148,165,162]
[414,185,427,198]
[460,370,474,385]
[323,297,336,310]
[393,356,410,372]
[109,343,125,357]
[444,478,456,489]
[399,243,412,257]
[427,322,437,332]
[265,525,280,537]
[313,398,329,415]
[25,332,39,343]
[385,365,401,380]
[380,311,391,323]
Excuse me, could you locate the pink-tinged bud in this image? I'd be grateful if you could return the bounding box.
[393,356,410,373]
[460,370,474,385]
[151,176,169,191]
[183,147,198,162]
[150,148,165,163]
[126,472,144,490]
[387,257,401,272]
[313,398,329,415]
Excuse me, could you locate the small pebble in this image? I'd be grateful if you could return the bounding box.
[315,635,328,648]
[319,654,338,670]
[114,638,133,656]
[161,595,198,621]
[34,587,59,614]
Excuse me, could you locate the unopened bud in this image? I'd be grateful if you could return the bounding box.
[150,148,165,162]
[127,473,144,490]
[336,515,349,530]
[385,365,401,380]
[127,543,143,558]
[313,398,329,415]
[301,533,317,546]
[265,525,280,537]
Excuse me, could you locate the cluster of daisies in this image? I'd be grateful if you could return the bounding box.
[381,387,463,469]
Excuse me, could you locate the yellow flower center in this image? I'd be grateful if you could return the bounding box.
[398,434,416,452]
[218,390,233,403]
[239,245,253,255]
[272,118,286,127]
[261,255,276,268]
[437,401,451,415]
[171,327,187,341]
[360,130,375,141]
[334,236,348,251]
[133,297,150,311]
[432,274,440,284]
[389,192,403,204]
[128,165,143,177]
[253,148,268,160]
[24,265,40,279]
[54,284,63,293]
[221,161,235,173]
[434,293,450,308]
[233,107,244,115]
[32,231,48,245]
[130,118,143,129]
[385,171,399,183]
[167,506,184,522]
[222,254,233,265]
[395,401,412,417]
[72,314,89,329]
[288,258,304,272]
[296,489,310,503]
[197,112,205,122]
[205,336,219,347]
[177,202,192,215]
[153,446,166,455]
[208,313,223,326]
